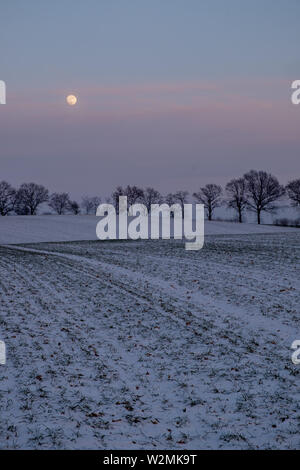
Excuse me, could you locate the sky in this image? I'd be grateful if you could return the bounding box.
[0,0,299,199]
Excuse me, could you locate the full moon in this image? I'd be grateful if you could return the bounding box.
[66,94,77,106]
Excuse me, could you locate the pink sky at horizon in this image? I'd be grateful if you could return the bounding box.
[1,77,299,199]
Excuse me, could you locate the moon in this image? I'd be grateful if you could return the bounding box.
[66,94,77,106]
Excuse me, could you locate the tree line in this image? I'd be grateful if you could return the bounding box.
[0,170,299,224]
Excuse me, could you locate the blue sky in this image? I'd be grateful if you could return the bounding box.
[0,0,299,198]
[2,0,299,86]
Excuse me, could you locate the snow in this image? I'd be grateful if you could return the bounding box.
[0,214,299,245]
[0,231,299,449]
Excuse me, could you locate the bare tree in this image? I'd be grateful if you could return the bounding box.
[81,196,101,214]
[112,185,143,213]
[173,190,189,211]
[141,187,162,212]
[81,196,93,214]
[68,200,80,215]
[193,184,222,221]
[90,196,101,214]
[111,186,123,213]
[165,193,176,205]
[163,193,177,217]
[49,192,70,215]
[226,178,248,223]
[244,170,285,224]
[125,185,144,207]
[0,181,16,216]
[15,183,49,215]
[286,179,300,207]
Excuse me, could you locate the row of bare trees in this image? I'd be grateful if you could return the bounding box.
[111,172,300,224]
[0,182,103,217]
[226,171,299,224]
[0,182,49,216]
[0,182,80,216]
[0,171,300,223]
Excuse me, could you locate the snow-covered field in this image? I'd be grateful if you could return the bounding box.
[0,214,299,245]
[0,230,299,449]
